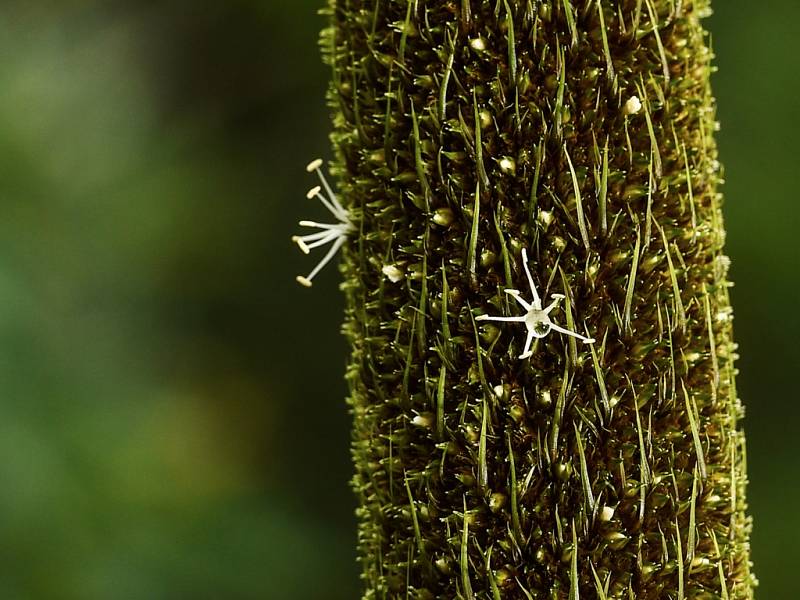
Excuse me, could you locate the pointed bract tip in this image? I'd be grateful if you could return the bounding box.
[306,159,323,172]
[296,275,313,287]
[306,186,322,199]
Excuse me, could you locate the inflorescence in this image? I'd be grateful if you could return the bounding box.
[306,0,754,597]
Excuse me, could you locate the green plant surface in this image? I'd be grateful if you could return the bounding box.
[324,1,755,597]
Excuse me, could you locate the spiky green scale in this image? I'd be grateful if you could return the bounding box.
[321,1,754,598]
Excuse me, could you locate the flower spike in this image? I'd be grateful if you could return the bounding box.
[476,248,595,359]
[292,159,354,287]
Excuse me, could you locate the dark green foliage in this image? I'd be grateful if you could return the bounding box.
[322,0,754,597]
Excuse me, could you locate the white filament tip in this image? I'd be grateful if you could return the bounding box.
[292,237,310,254]
[306,186,322,199]
[475,315,489,321]
[296,276,313,287]
[306,159,323,172]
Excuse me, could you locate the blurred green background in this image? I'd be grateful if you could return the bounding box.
[0,1,794,598]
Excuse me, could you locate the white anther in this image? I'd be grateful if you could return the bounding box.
[476,249,595,359]
[306,159,324,172]
[291,236,311,254]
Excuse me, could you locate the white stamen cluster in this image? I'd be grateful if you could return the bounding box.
[476,248,595,359]
[292,159,354,287]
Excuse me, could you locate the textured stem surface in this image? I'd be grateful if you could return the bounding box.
[323,1,754,598]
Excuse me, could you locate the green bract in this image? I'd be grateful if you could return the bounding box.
[319,1,755,597]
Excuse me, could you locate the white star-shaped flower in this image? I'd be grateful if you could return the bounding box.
[292,159,354,287]
[476,249,595,359]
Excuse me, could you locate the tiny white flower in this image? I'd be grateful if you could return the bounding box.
[381,264,405,283]
[599,505,616,522]
[469,37,487,52]
[623,95,642,116]
[292,159,354,287]
[476,248,595,359]
[498,156,516,175]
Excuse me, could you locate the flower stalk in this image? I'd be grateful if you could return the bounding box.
[319,1,755,597]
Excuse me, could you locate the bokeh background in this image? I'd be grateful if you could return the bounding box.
[0,1,795,598]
